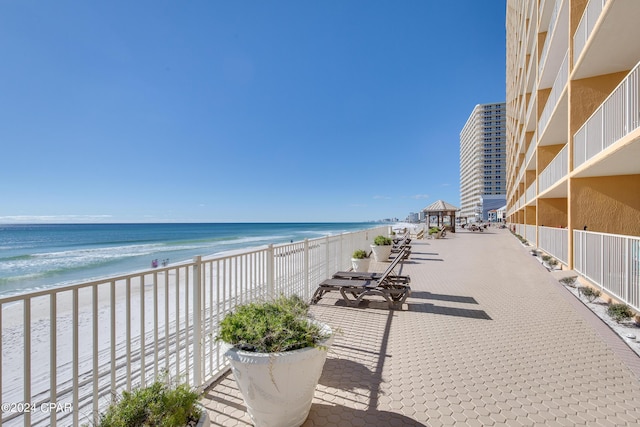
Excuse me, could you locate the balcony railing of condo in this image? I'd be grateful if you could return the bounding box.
[574,230,640,312]
[0,226,387,426]
[574,59,640,169]
[539,226,569,265]
[539,144,568,194]
[574,0,609,67]
[538,51,569,138]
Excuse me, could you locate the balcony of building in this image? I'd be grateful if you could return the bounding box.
[573,0,640,80]
[538,0,568,90]
[538,51,569,143]
[573,60,640,177]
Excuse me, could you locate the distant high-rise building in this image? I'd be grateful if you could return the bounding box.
[459,102,506,222]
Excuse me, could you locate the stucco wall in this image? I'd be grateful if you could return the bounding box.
[537,144,563,172]
[571,175,640,235]
[570,72,628,135]
[538,198,568,228]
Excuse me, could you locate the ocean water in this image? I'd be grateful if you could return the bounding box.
[0,222,380,296]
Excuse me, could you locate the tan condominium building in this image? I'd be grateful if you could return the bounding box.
[460,103,507,223]
[506,0,640,311]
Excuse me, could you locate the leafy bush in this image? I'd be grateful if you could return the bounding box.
[428,227,440,235]
[373,235,392,246]
[542,255,551,262]
[96,381,201,427]
[547,258,558,267]
[607,303,634,323]
[217,295,330,353]
[579,286,601,303]
[352,249,368,259]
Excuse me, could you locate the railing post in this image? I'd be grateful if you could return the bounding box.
[192,256,202,387]
[625,238,630,303]
[600,234,605,291]
[267,244,275,298]
[325,237,330,280]
[304,239,310,299]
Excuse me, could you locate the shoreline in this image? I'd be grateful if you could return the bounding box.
[0,222,385,299]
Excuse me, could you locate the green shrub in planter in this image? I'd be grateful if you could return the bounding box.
[607,303,634,323]
[217,295,330,353]
[373,235,392,246]
[428,227,440,235]
[579,286,601,303]
[352,249,368,259]
[541,255,551,262]
[95,380,201,427]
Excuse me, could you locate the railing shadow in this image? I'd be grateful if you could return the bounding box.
[405,302,492,320]
[409,290,479,304]
[306,404,427,426]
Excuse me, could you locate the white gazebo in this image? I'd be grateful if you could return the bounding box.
[423,200,459,233]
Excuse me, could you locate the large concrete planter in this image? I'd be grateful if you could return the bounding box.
[370,244,392,262]
[223,323,333,427]
[195,404,210,426]
[351,257,371,272]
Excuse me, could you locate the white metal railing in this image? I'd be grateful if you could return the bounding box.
[574,230,640,312]
[539,144,568,193]
[574,0,608,66]
[525,135,536,166]
[538,51,569,137]
[526,181,536,203]
[539,226,569,265]
[525,224,536,244]
[538,0,561,76]
[0,226,387,426]
[574,60,640,168]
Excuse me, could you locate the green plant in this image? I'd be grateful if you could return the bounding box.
[542,255,551,262]
[607,303,634,323]
[428,227,440,235]
[579,286,601,303]
[559,276,577,287]
[217,295,330,353]
[95,380,201,427]
[352,249,368,259]
[547,258,558,267]
[373,235,392,246]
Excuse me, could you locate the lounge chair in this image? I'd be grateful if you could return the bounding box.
[392,234,411,248]
[311,254,411,309]
[332,247,410,284]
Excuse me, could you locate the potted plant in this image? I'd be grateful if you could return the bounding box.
[370,235,392,262]
[351,249,370,272]
[93,379,208,427]
[217,295,333,427]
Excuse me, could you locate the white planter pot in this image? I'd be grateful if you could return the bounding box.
[224,323,333,427]
[370,244,392,262]
[195,403,210,427]
[351,257,371,272]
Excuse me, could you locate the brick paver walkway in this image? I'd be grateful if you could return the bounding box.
[202,228,640,426]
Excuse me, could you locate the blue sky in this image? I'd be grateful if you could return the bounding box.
[0,1,506,223]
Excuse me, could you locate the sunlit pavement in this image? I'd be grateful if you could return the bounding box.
[202,228,640,426]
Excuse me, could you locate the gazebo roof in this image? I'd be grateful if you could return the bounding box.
[422,200,459,213]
